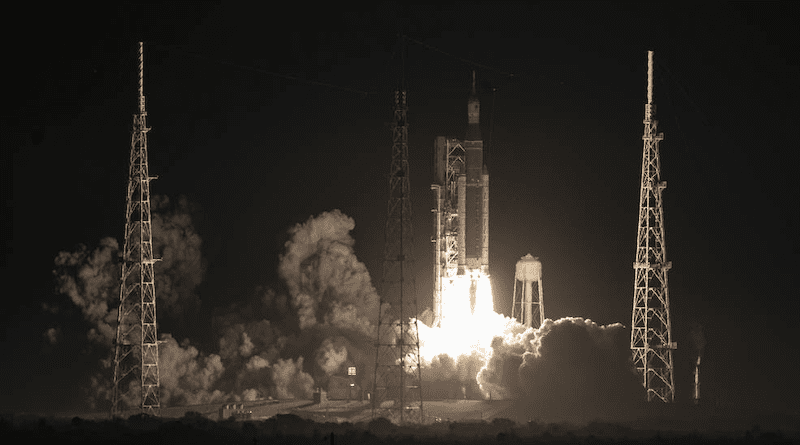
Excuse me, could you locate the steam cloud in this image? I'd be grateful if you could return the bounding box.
[53,236,120,345]
[278,209,380,337]
[54,203,644,421]
[150,195,205,321]
[53,207,379,409]
[475,317,644,422]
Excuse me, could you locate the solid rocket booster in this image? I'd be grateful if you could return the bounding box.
[460,71,489,275]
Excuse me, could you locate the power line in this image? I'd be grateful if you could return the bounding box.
[402,35,514,77]
[166,45,376,97]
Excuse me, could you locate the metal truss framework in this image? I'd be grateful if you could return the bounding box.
[431,138,465,328]
[631,50,676,403]
[373,89,424,424]
[112,42,161,417]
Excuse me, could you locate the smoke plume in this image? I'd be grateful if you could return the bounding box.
[476,317,644,422]
[278,209,380,337]
[51,195,205,344]
[52,236,120,345]
[150,195,206,321]
[158,334,227,406]
[53,206,384,409]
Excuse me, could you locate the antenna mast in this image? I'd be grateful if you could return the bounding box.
[373,36,424,424]
[112,41,161,417]
[630,50,676,403]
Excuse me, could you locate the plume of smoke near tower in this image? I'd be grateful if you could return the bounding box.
[150,195,205,323]
[278,209,380,336]
[55,208,380,409]
[51,195,206,345]
[474,317,644,423]
[53,237,121,346]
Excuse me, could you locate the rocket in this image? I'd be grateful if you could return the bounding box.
[460,71,490,276]
[430,71,490,326]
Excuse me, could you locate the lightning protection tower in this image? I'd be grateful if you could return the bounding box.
[373,66,424,424]
[112,42,161,417]
[630,50,676,403]
[511,254,544,329]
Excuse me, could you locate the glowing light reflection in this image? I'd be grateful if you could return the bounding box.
[418,273,512,365]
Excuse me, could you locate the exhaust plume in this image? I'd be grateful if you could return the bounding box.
[477,317,644,422]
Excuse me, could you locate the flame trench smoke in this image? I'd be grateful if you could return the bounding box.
[52,205,381,409]
[417,277,644,422]
[53,202,641,420]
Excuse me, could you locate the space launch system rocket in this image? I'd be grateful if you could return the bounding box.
[463,71,490,275]
[431,72,489,327]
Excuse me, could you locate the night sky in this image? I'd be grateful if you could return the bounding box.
[3,3,798,416]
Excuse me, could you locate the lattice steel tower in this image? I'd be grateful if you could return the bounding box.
[372,76,424,424]
[631,50,676,403]
[112,42,161,417]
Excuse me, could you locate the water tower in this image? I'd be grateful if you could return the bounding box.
[511,254,544,329]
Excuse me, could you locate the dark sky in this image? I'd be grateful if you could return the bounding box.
[3,2,798,415]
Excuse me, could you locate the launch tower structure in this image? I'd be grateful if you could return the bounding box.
[431,72,490,328]
[112,42,161,417]
[373,81,424,424]
[630,50,676,403]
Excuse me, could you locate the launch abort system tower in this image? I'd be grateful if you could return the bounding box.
[630,51,676,403]
[112,42,161,417]
[431,72,490,328]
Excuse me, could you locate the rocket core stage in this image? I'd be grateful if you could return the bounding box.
[431,72,490,328]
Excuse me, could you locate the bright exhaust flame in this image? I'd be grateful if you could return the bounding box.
[417,273,521,374]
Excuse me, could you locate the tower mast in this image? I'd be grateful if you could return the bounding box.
[112,41,161,417]
[630,50,676,403]
[373,40,423,424]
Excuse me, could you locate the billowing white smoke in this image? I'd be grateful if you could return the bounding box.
[315,337,349,376]
[158,334,227,406]
[52,206,379,409]
[51,195,206,345]
[272,358,315,399]
[53,236,120,346]
[475,317,644,422]
[278,209,380,337]
[150,195,205,321]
